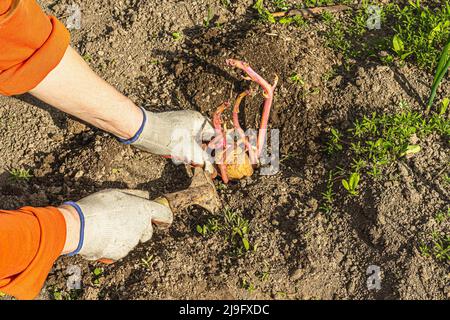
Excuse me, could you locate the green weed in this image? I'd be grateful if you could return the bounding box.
[427,40,450,112]
[325,128,343,154]
[203,5,214,28]
[48,286,81,300]
[221,0,231,8]
[444,173,450,185]
[289,73,305,86]
[420,231,450,262]
[140,254,154,269]
[253,0,276,23]
[241,278,256,293]
[278,15,307,27]
[253,1,307,27]
[435,208,450,224]
[171,31,183,41]
[319,1,450,71]
[82,53,92,63]
[320,171,336,214]
[342,172,360,196]
[196,207,253,254]
[325,102,449,194]
[9,168,33,182]
[91,267,103,286]
[390,1,450,70]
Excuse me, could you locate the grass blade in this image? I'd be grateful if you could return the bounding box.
[427,39,450,112]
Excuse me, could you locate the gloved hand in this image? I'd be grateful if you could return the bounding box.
[124,109,215,165]
[64,189,173,261]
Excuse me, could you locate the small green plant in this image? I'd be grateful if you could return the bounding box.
[322,67,337,82]
[91,267,103,285]
[140,254,154,269]
[390,1,450,71]
[271,0,289,11]
[420,208,449,262]
[425,232,450,262]
[241,278,256,293]
[278,15,306,27]
[196,216,221,237]
[216,181,228,191]
[392,35,412,61]
[9,168,33,182]
[439,98,449,115]
[325,103,449,195]
[224,208,251,252]
[325,128,343,154]
[196,208,253,254]
[342,172,360,196]
[320,171,335,214]
[52,288,63,301]
[82,53,92,63]
[253,0,276,23]
[258,263,271,282]
[47,286,81,300]
[289,73,305,86]
[443,173,450,185]
[171,31,183,41]
[319,1,449,72]
[435,208,450,224]
[203,5,214,28]
[426,40,450,112]
[221,0,231,8]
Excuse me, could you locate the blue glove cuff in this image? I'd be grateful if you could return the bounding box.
[63,201,85,256]
[118,107,147,145]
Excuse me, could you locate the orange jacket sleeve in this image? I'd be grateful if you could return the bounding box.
[0,206,66,299]
[0,0,70,95]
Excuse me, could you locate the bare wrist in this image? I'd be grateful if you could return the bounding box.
[58,205,81,255]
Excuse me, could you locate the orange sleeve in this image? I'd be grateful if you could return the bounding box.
[0,0,70,96]
[0,206,66,300]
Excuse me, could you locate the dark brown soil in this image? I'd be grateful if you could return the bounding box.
[0,0,448,300]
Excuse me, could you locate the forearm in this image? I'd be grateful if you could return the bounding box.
[30,46,143,139]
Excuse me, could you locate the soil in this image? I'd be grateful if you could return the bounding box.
[0,0,448,300]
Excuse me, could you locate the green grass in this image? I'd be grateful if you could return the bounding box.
[91,267,103,286]
[203,5,214,28]
[319,171,336,214]
[47,286,82,300]
[389,1,450,71]
[196,207,253,254]
[221,0,231,8]
[444,173,450,185]
[320,1,450,71]
[8,168,33,182]
[324,101,449,196]
[241,278,257,293]
[82,53,92,63]
[171,31,183,41]
[252,0,307,26]
[419,231,450,263]
[435,208,450,224]
[289,73,305,86]
[342,172,360,196]
[140,254,154,269]
[419,213,450,262]
[427,41,450,111]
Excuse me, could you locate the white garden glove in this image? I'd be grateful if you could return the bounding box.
[64,189,173,261]
[122,108,215,165]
